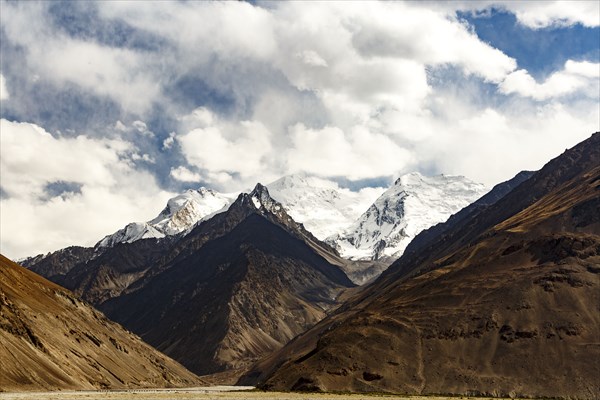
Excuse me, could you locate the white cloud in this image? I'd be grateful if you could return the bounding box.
[1,1,599,258]
[170,166,202,183]
[98,1,277,62]
[286,124,414,180]
[564,60,600,78]
[500,60,600,100]
[409,98,599,186]
[345,2,517,83]
[0,119,173,259]
[177,110,273,183]
[296,50,329,67]
[132,120,153,136]
[162,132,176,150]
[502,1,600,29]
[0,73,8,100]
[0,2,160,114]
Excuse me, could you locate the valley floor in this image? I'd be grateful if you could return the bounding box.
[0,387,529,400]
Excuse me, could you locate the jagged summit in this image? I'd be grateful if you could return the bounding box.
[249,183,280,212]
[329,172,489,260]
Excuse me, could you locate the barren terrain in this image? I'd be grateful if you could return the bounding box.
[0,387,526,400]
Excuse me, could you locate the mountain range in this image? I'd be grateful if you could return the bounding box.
[24,171,488,284]
[329,172,488,260]
[242,132,600,398]
[9,132,598,398]
[22,185,355,376]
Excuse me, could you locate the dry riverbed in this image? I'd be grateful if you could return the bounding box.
[0,387,526,400]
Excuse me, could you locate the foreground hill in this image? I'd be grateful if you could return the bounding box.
[0,255,201,391]
[244,132,600,399]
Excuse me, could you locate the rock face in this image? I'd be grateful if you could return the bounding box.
[21,246,94,282]
[0,254,201,392]
[27,185,355,376]
[243,132,600,399]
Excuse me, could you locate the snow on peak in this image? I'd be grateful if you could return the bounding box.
[97,187,236,248]
[329,173,489,260]
[247,183,282,215]
[266,174,385,240]
[97,222,164,248]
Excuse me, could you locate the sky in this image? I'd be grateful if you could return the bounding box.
[0,0,599,259]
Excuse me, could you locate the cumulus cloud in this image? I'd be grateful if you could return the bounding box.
[1,1,598,258]
[407,96,599,186]
[0,119,174,258]
[501,1,600,29]
[286,124,414,180]
[500,60,600,100]
[0,2,160,114]
[0,74,8,100]
[170,166,202,183]
[177,109,274,185]
[346,2,516,83]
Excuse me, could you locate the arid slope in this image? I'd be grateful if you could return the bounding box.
[0,255,201,391]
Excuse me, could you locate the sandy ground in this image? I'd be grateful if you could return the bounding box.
[0,387,521,400]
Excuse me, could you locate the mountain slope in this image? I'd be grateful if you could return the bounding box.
[244,132,600,399]
[21,246,95,282]
[0,255,201,391]
[329,173,488,260]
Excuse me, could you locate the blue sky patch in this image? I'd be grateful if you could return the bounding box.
[460,9,600,79]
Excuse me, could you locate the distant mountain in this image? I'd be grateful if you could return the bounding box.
[0,254,201,391]
[329,172,488,260]
[267,173,384,240]
[96,175,382,251]
[97,187,235,248]
[23,172,485,284]
[244,133,600,399]
[31,184,354,376]
[22,245,94,282]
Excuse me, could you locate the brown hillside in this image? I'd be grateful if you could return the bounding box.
[245,133,600,399]
[0,255,202,391]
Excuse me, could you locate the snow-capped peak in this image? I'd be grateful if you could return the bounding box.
[266,174,385,240]
[97,187,235,248]
[148,187,233,236]
[329,172,489,260]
